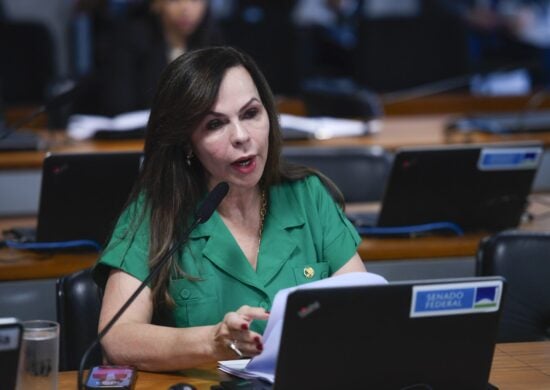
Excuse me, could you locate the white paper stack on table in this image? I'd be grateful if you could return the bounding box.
[67,111,378,141]
[279,114,380,140]
[67,110,150,140]
[218,272,388,383]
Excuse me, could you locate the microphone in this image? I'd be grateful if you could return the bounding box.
[10,80,82,131]
[77,181,230,389]
[0,80,83,151]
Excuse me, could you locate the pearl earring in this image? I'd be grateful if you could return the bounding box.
[186,151,193,166]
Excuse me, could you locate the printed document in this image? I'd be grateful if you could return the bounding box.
[218,272,387,383]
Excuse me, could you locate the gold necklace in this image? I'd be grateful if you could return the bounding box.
[258,190,267,254]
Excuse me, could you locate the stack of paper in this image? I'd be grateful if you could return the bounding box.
[67,111,377,141]
[279,114,379,140]
[218,272,388,383]
[67,110,150,140]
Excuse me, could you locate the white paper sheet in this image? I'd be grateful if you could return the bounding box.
[218,272,388,383]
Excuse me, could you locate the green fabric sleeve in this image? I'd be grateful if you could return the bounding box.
[306,175,361,273]
[93,200,151,288]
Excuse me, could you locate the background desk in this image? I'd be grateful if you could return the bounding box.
[3,115,550,169]
[2,194,549,282]
[2,113,549,319]
[57,341,550,390]
[2,195,549,323]
[2,114,550,215]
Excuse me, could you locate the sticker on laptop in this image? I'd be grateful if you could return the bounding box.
[410,280,503,318]
[478,147,541,171]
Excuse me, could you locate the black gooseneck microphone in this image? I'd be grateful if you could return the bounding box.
[6,81,82,133]
[77,181,230,390]
[0,81,84,151]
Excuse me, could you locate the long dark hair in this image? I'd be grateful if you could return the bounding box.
[124,46,342,309]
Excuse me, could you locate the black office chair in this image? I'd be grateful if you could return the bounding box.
[300,78,384,120]
[56,268,103,371]
[476,230,550,342]
[0,20,55,105]
[282,146,393,202]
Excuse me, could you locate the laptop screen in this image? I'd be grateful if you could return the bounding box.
[36,151,142,246]
[275,277,505,390]
[377,143,542,232]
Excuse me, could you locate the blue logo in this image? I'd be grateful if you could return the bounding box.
[411,281,502,318]
[474,286,498,308]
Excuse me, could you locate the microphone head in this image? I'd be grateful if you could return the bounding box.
[44,79,84,111]
[196,182,229,223]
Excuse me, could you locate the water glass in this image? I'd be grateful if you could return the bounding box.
[17,320,59,390]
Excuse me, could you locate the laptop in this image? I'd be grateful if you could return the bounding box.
[0,318,22,390]
[274,277,505,390]
[348,142,542,233]
[449,110,550,134]
[218,276,505,390]
[6,151,142,248]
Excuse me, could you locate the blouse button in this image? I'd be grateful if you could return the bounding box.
[321,271,328,278]
[180,289,191,299]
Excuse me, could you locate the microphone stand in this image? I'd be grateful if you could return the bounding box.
[0,81,81,150]
[77,182,229,389]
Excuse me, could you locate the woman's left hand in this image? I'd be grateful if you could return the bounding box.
[210,305,270,359]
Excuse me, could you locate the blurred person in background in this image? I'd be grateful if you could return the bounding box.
[97,0,222,116]
[438,0,550,88]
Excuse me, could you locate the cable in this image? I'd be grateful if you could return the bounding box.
[4,239,101,251]
[356,222,464,236]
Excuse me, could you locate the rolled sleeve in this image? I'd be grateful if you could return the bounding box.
[93,203,151,288]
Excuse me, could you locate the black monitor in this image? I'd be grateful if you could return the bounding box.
[376,142,542,232]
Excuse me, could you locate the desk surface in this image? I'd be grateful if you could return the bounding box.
[3,114,550,170]
[58,341,550,390]
[3,112,550,281]
[2,195,549,281]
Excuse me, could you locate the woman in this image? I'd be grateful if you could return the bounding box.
[98,0,221,116]
[94,46,366,371]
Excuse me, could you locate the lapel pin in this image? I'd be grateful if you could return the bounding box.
[304,266,315,279]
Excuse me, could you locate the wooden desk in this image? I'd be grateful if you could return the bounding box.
[352,193,550,261]
[58,341,550,390]
[2,194,549,282]
[277,93,550,117]
[3,114,550,171]
[0,217,98,281]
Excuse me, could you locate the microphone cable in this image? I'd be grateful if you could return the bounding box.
[4,239,101,251]
[356,222,464,237]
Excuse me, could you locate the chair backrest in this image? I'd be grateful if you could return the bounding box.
[476,230,550,342]
[56,268,103,371]
[282,146,393,202]
[354,2,469,92]
[0,20,55,104]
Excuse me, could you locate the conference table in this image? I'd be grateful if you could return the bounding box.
[1,191,549,281]
[2,113,550,281]
[57,341,550,389]
[3,114,550,171]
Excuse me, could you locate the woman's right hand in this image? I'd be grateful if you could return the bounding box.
[210,305,270,360]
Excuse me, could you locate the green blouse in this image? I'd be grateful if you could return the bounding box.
[94,175,361,333]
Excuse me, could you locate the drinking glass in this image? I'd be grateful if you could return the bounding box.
[17,320,59,390]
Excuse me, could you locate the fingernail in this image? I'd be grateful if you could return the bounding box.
[241,323,249,330]
[265,310,270,314]
[257,343,263,351]
[254,336,260,343]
